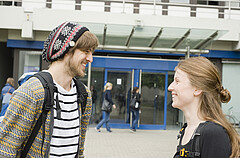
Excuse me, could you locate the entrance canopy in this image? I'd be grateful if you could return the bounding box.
[82,22,227,54]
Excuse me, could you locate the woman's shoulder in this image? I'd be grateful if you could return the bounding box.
[200,121,229,140]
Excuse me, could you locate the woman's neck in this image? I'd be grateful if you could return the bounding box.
[182,102,205,127]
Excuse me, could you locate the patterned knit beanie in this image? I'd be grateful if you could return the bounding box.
[42,21,89,62]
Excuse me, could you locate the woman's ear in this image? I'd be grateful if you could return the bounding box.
[194,89,202,96]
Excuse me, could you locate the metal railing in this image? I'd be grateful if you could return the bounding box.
[0,0,240,19]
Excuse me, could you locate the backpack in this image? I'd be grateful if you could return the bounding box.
[174,123,206,158]
[20,71,88,158]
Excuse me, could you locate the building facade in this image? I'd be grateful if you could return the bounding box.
[0,0,240,129]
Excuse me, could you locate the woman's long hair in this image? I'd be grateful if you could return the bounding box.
[177,56,240,158]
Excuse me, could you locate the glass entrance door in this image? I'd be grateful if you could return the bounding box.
[106,69,132,124]
[139,70,168,129]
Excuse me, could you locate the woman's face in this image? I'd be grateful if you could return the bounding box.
[108,85,112,90]
[168,68,196,109]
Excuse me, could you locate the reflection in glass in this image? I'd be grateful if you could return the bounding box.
[90,67,105,124]
[18,50,41,78]
[167,71,179,127]
[107,70,132,123]
[141,71,165,125]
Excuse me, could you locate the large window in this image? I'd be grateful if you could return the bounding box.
[90,67,105,121]
[18,50,41,78]
[222,62,240,122]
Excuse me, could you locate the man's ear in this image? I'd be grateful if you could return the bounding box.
[194,89,202,96]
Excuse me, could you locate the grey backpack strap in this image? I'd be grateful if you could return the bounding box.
[189,122,207,157]
[174,122,206,158]
[73,77,88,115]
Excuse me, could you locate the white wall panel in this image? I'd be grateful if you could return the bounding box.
[22,0,45,12]
[222,63,240,122]
[52,0,75,10]
[196,8,218,19]
[81,1,104,12]
[168,6,190,17]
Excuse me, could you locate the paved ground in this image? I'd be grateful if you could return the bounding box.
[84,126,180,158]
[84,125,240,158]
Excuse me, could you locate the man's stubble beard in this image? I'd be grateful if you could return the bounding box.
[66,57,85,78]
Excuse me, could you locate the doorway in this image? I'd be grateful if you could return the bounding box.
[139,70,167,129]
[105,69,132,124]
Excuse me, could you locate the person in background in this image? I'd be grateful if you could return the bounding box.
[130,87,141,132]
[0,77,15,116]
[0,21,99,157]
[169,56,240,158]
[90,85,97,124]
[96,82,116,133]
[91,85,97,115]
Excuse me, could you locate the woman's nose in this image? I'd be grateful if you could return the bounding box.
[168,82,174,91]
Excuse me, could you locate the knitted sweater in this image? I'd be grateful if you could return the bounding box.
[0,77,92,158]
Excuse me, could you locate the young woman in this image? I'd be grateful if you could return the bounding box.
[168,57,240,158]
[130,87,141,132]
[96,82,116,132]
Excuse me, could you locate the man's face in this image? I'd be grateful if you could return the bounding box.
[65,49,93,77]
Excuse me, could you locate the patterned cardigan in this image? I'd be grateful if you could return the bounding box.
[0,77,92,158]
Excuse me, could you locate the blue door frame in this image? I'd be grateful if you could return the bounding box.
[102,68,169,130]
[92,57,178,130]
[103,68,132,129]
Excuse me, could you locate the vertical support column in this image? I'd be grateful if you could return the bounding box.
[104,69,108,86]
[131,69,134,91]
[13,49,19,88]
[122,0,125,13]
[133,69,140,88]
[163,72,168,130]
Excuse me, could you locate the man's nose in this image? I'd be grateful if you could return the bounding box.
[87,53,93,63]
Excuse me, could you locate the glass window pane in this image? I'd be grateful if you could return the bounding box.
[18,50,41,78]
[107,70,132,123]
[167,71,179,127]
[90,67,105,120]
[141,71,165,125]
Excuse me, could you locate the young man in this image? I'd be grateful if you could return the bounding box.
[0,22,99,157]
